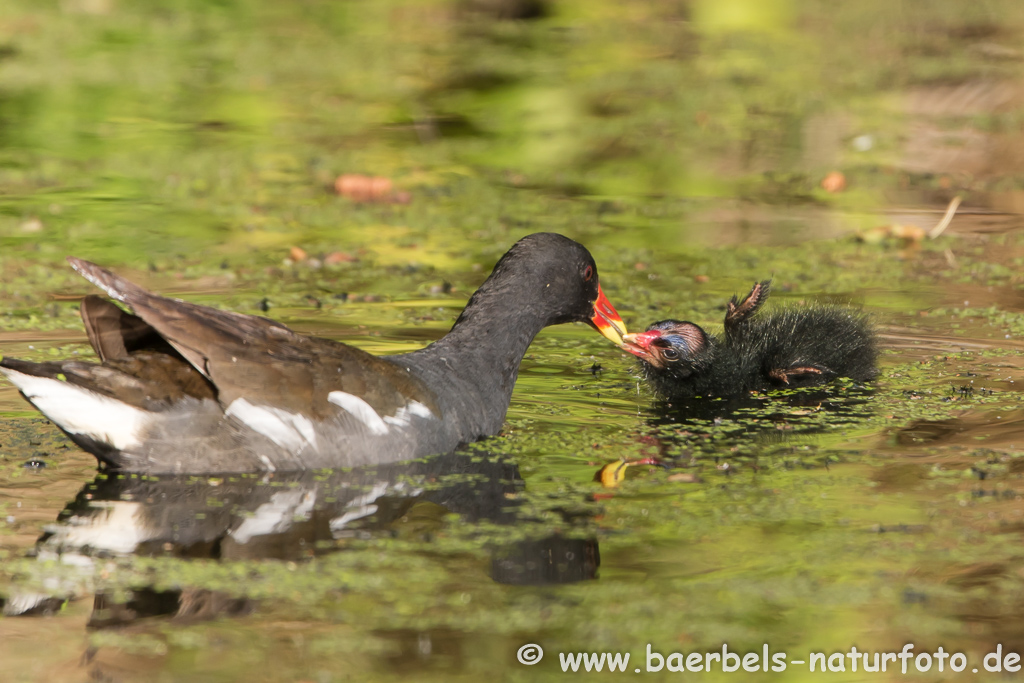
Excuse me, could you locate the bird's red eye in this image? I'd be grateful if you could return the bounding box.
[583,265,594,281]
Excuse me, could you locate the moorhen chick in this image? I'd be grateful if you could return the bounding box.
[622,280,877,400]
[0,233,626,473]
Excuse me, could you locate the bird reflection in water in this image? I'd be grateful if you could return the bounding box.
[3,450,599,628]
[593,384,878,487]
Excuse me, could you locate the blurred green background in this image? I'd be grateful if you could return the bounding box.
[3,0,1023,264]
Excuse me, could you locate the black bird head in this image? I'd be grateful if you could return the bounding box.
[453,233,627,345]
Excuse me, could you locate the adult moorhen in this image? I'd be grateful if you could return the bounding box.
[622,280,877,400]
[0,233,627,473]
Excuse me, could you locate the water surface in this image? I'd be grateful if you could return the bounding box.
[3,0,1024,681]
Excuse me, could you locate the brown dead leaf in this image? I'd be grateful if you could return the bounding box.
[334,174,408,203]
[325,251,357,265]
[821,171,846,193]
[890,224,926,241]
[856,224,925,246]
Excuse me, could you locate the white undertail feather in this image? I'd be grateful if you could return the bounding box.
[0,368,150,451]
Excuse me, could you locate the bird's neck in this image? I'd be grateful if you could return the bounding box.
[427,295,546,393]
[391,289,548,435]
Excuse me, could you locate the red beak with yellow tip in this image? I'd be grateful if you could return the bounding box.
[621,329,663,364]
[588,284,627,345]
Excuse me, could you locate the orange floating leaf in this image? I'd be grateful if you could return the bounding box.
[821,171,846,193]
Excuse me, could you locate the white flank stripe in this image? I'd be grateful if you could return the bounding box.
[225,398,318,451]
[382,400,436,430]
[406,401,434,418]
[383,414,408,428]
[327,391,389,435]
[1,369,149,450]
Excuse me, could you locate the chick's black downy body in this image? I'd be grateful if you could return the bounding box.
[624,281,878,400]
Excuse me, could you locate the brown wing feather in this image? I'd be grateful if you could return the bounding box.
[68,258,440,419]
[81,295,173,361]
[724,279,772,337]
